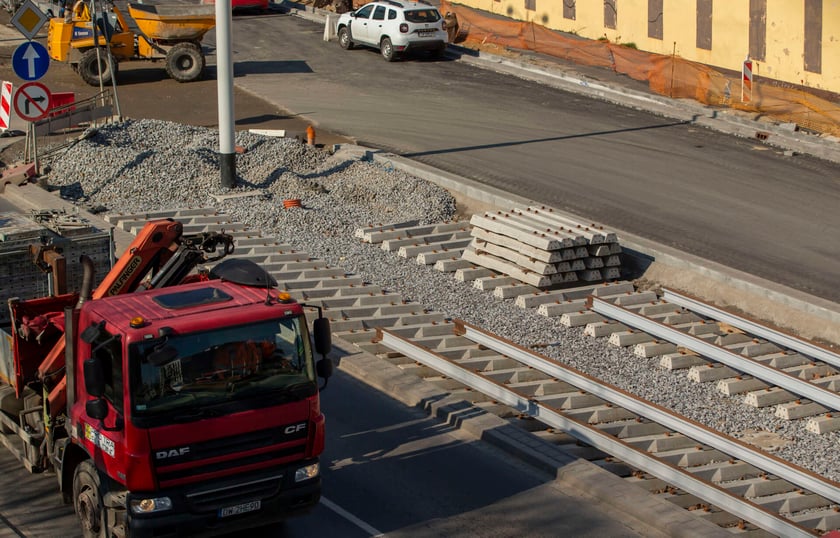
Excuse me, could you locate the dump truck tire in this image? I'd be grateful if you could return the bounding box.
[166,42,205,83]
[73,460,106,538]
[78,49,118,86]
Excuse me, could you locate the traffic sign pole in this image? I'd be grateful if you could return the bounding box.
[9,0,51,176]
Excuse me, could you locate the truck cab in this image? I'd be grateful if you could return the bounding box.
[60,274,330,536]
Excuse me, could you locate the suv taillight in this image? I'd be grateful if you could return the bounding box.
[399,23,408,33]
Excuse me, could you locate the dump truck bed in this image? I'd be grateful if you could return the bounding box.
[128,3,216,40]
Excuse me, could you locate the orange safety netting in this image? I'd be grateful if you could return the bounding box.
[440,0,840,137]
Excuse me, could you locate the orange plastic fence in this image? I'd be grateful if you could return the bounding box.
[441,0,840,137]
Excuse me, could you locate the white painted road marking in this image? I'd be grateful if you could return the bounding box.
[321,496,383,537]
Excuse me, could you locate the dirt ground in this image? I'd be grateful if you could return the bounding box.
[0,22,353,163]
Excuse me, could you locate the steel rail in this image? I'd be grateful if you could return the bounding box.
[376,327,818,538]
[452,320,840,505]
[662,287,840,368]
[590,297,840,412]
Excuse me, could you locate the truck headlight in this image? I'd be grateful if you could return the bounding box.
[130,496,173,514]
[294,462,319,482]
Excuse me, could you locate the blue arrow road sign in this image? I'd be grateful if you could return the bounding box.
[12,41,50,82]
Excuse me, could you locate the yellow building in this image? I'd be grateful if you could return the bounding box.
[454,0,840,94]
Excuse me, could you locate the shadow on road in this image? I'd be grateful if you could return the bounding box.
[232,60,313,76]
[401,120,690,158]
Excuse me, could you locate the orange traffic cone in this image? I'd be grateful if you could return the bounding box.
[306,125,316,146]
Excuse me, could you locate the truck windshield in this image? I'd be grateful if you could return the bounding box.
[128,316,316,418]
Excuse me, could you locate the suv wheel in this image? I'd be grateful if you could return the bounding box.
[380,37,396,62]
[338,26,354,50]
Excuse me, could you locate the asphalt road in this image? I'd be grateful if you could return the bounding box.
[0,370,651,537]
[203,11,840,305]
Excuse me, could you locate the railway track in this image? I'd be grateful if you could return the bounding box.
[99,208,840,536]
[588,291,840,434]
[373,321,839,537]
[356,216,840,435]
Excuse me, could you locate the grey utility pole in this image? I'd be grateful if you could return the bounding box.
[216,0,235,188]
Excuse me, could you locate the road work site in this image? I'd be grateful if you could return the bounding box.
[0,2,839,536]
[2,112,840,535]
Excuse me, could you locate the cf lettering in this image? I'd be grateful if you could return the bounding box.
[284,424,306,434]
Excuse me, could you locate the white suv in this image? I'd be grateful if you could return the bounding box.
[336,1,448,61]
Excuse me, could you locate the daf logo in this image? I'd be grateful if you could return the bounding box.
[284,423,306,435]
[156,447,190,460]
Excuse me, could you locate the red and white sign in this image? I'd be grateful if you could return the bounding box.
[0,81,12,131]
[13,81,51,122]
[741,56,753,103]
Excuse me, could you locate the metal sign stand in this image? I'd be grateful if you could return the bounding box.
[23,121,39,177]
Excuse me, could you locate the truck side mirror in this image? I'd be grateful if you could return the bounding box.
[316,358,334,380]
[147,345,178,367]
[313,317,331,356]
[83,357,106,397]
[86,398,109,421]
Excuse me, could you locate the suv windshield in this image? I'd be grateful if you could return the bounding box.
[129,317,315,420]
[404,9,440,23]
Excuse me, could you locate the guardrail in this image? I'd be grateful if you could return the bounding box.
[34,90,116,137]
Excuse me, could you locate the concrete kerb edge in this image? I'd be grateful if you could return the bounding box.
[332,334,729,537]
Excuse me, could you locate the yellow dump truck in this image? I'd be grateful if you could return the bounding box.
[47,2,216,85]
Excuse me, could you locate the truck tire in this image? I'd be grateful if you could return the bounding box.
[78,49,118,87]
[73,460,106,538]
[165,42,205,83]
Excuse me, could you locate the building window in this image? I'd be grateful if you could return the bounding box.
[648,0,663,39]
[696,0,712,50]
[525,0,535,11]
[804,0,822,73]
[749,0,766,61]
[563,0,575,20]
[604,0,616,29]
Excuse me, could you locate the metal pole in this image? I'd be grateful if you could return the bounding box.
[89,0,105,94]
[99,0,121,119]
[32,121,38,175]
[216,0,236,188]
[669,41,676,97]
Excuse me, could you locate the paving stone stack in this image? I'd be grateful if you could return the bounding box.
[462,206,622,289]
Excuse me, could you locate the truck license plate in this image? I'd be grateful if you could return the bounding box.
[219,500,261,518]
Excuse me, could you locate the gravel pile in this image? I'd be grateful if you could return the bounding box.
[41,119,839,485]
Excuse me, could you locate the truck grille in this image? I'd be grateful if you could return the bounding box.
[154,424,308,488]
[185,471,284,511]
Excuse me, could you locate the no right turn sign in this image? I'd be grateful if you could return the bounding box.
[14,81,51,122]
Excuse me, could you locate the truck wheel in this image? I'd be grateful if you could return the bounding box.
[73,460,106,538]
[338,26,354,50]
[78,49,117,87]
[165,42,205,83]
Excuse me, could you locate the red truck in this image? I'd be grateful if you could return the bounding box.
[0,218,333,537]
